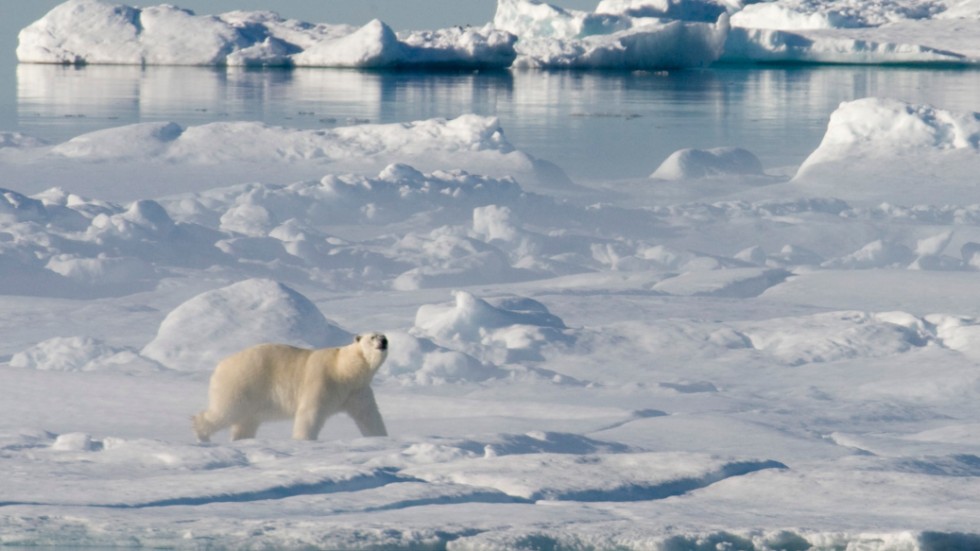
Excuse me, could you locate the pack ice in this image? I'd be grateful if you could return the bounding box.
[6,17,980,551]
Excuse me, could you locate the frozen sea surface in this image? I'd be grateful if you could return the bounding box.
[3,88,980,549]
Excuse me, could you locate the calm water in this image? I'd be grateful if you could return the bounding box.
[3,63,980,181]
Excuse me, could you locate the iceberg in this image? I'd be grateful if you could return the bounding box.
[596,0,743,22]
[723,0,980,64]
[494,0,730,69]
[18,0,980,69]
[493,0,979,68]
[17,0,517,69]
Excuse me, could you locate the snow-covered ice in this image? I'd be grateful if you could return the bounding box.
[492,0,730,69]
[17,0,517,69]
[17,0,980,69]
[3,83,980,548]
[723,0,980,64]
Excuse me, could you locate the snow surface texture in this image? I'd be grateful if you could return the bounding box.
[4,92,980,547]
[17,0,980,68]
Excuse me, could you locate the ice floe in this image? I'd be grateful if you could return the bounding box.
[18,0,980,69]
[17,0,516,69]
[494,0,730,69]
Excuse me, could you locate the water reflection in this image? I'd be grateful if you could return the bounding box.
[15,63,980,180]
[17,64,516,138]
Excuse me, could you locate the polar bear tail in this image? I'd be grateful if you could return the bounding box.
[191,411,216,443]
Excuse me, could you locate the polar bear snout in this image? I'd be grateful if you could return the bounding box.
[357,332,388,351]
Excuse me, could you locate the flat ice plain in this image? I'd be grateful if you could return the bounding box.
[3,0,980,549]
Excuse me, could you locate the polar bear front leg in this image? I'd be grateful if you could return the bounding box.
[230,418,261,441]
[345,387,388,437]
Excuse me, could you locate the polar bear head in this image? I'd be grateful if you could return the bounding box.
[355,332,388,371]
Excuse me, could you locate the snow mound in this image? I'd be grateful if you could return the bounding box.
[929,314,980,359]
[794,98,980,191]
[822,239,916,269]
[380,331,506,385]
[494,0,730,69]
[44,115,567,188]
[0,188,211,298]
[141,279,350,371]
[801,98,980,167]
[652,268,791,297]
[414,291,570,364]
[650,146,764,180]
[11,336,161,373]
[741,311,930,366]
[18,0,516,69]
[172,165,528,230]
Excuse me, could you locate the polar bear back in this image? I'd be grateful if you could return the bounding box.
[209,343,339,418]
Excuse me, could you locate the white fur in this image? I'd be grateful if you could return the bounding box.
[192,332,389,442]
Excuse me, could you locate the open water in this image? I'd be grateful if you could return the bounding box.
[3,62,979,182]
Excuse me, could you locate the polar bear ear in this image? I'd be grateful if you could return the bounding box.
[355,335,362,343]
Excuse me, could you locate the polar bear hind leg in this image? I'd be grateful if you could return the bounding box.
[191,409,227,443]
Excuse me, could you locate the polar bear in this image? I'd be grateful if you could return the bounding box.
[192,333,389,442]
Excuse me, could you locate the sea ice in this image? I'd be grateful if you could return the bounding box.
[494,0,730,69]
[723,0,980,64]
[3,94,980,547]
